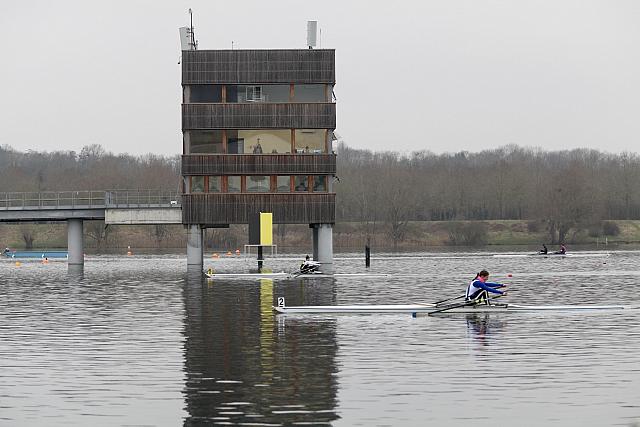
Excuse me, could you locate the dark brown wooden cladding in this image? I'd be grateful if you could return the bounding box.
[182,49,335,84]
[182,103,336,129]
[182,193,336,224]
[182,154,337,175]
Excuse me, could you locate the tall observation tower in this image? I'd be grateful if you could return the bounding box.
[179,20,337,269]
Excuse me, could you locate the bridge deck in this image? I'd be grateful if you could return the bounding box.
[0,190,182,223]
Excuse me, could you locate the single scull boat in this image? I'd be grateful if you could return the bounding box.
[273,298,636,315]
[204,272,396,280]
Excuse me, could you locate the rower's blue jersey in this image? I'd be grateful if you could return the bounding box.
[466,279,504,300]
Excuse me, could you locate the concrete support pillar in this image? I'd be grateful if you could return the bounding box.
[187,224,203,267]
[312,226,319,261]
[317,223,333,272]
[67,218,84,266]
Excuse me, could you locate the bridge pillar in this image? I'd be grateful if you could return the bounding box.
[312,226,319,261]
[315,224,333,272]
[187,224,203,267]
[67,219,84,266]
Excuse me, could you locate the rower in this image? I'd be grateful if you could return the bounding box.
[466,270,507,304]
[300,255,321,275]
[539,244,548,255]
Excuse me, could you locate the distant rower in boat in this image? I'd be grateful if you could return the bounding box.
[466,270,507,303]
[300,255,321,274]
[538,244,548,255]
[554,244,567,255]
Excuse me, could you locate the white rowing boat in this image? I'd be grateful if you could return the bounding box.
[273,301,636,314]
[204,272,396,280]
[206,272,291,279]
[492,253,610,258]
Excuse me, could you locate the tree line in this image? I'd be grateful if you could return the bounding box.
[2,143,640,245]
[0,144,180,192]
[335,143,640,244]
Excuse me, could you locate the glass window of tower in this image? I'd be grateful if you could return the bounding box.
[187,85,223,103]
[190,176,204,193]
[225,85,290,103]
[227,176,241,193]
[295,129,326,153]
[313,176,327,192]
[187,130,224,154]
[294,84,327,102]
[294,176,309,192]
[247,175,270,193]
[276,176,291,192]
[231,130,291,154]
[208,176,221,193]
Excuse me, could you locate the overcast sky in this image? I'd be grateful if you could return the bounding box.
[1,1,639,156]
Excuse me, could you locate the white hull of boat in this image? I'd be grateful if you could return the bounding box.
[493,253,610,258]
[205,272,396,280]
[273,303,636,314]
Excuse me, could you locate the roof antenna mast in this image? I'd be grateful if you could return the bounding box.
[189,8,198,50]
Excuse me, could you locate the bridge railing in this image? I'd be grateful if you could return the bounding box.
[0,191,106,209]
[105,190,182,207]
[0,190,182,209]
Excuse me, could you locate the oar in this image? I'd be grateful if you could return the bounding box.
[428,294,505,316]
[289,266,309,278]
[433,293,466,306]
[427,299,477,316]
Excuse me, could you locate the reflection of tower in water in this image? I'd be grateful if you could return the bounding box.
[259,279,274,383]
[182,273,339,424]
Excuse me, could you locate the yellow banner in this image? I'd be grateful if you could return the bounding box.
[260,212,273,245]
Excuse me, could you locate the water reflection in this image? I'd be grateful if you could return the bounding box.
[67,264,84,281]
[465,313,506,349]
[4,251,639,426]
[182,273,340,425]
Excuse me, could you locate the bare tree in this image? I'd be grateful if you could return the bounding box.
[19,225,36,249]
[151,224,170,247]
[85,221,111,249]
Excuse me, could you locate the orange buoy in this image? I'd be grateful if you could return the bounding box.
[226,251,232,256]
[15,261,21,267]
[212,253,219,258]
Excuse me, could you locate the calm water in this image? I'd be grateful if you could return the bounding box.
[2,250,640,426]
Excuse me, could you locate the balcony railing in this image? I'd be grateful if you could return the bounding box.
[182,103,336,130]
[182,154,337,175]
[182,193,335,225]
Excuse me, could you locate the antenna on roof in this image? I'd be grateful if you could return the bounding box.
[307,21,317,49]
[179,8,198,51]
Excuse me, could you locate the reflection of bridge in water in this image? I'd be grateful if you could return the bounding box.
[182,272,340,424]
[0,190,182,266]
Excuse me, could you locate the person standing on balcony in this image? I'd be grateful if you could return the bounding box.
[253,138,263,154]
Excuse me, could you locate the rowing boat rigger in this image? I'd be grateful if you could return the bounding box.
[272,297,637,315]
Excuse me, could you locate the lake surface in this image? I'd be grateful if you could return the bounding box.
[2,250,640,426]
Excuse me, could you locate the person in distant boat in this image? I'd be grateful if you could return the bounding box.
[300,255,311,271]
[539,244,548,255]
[554,244,567,255]
[3,247,10,255]
[466,270,507,303]
[300,255,320,274]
